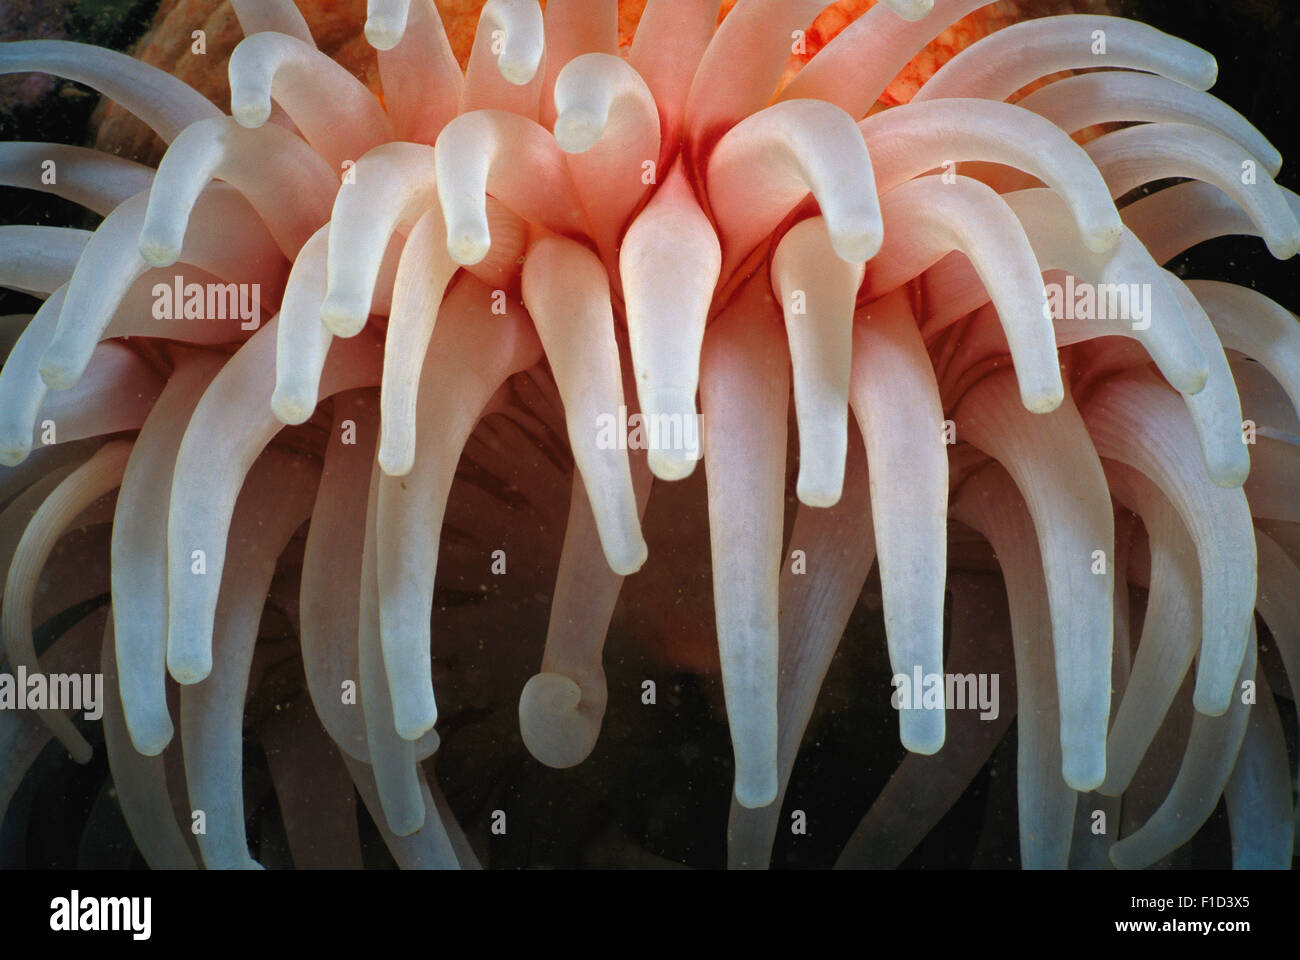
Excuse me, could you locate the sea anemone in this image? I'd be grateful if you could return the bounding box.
[0,0,1295,870]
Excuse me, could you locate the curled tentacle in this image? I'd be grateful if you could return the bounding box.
[915,15,1217,103]
[228,32,393,170]
[139,116,336,265]
[461,0,545,117]
[0,40,219,140]
[552,53,659,267]
[519,451,653,769]
[1017,71,1281,176]
[538,0,618,131]
[772,216,864,507]
[434,110,585,266]
[865,175,1061,412]
[369,0,463,143]
[0,142,153,215]
[860,98,1123,253]
[1084,122,1300,260]
[707,99,883,280]
[40,186,284,392]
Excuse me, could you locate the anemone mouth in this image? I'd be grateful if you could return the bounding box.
[0,0,1297,872]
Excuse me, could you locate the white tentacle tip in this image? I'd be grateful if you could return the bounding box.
[795,420,847,507]
[648,448,699,482]
[796,472,843,509]
[447,225,491,266]
[138,235,182,268]
[1171,359,1210,397]
[270,388,315,426]
[1193,54,1219,91]
[733,771,779,810]
[321,292,370,338]
[499,55,539,86]
[129,723,174,758]
[1062,754,1106,793]
[519,672,602,769]
[167,652,212,686]
[1083,219,1125,255]
[377,443,416,478]
[1192,681,1234,718]
[880,0,935,21]
[394,697,438,742]
[899,712,945,756]
[553,109,603,154]
[365,17,405,51]
[605,535,649,577]
[386,807,427,838]
[1205,444,1250,488]
[828,225,883,265]
[1022,381,1065,415]
[0,438,32,467]
[639,392,702,482]
[231,97,272,129]
[1264,231,1300,261]
[37,356,80,392]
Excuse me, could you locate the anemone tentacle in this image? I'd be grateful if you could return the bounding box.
[0,0,1294,872]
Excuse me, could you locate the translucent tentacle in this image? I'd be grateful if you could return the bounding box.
[100,619,197,868]
[915,15,1217,103]
[1109,630,1256,869]
[771,216,864,507]
[460,0,545,118]
[2,440,131,762]
[618,160,717,481]
[228,32,393,170]
[956,371,1112,791]
[699,275,789,809]
[521,237,647,575]
[180,448,318,869]
[952,463,1077,868]
[727,433,874,869]
[1083,370,1255,716]
[849,289,949,753]
[0,40,219,141]
[376,277,542,740]
[112,350,224,755]
[0,142,153,215]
